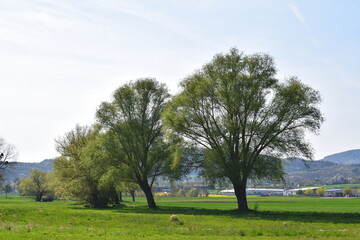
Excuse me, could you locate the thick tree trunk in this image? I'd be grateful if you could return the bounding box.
[90,192,109,208]
[112,192,120,205]
[93,196,109,208]
[233,183,249,211]
[139,181,156,208]
[36,193,43,202]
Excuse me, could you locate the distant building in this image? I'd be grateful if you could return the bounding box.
[325,189,343,197]
[284,187,321,196]
[219,188,285,196]
[219,187,359,197]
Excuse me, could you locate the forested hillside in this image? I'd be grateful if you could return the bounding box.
[3,159,53,183]
[322,149,360,164]
[3,149,360,185]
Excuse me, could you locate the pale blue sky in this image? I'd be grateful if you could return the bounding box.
[1,0,359,162]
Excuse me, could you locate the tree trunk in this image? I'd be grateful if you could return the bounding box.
[233,183,249,211]
[112,192,120,205]
[139,181,156,208]
[36,193,43,202]
[119,191,123,202]
[129,190,135,202]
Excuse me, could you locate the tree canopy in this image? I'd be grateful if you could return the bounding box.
[164,48,323,211]
[96,78,172,208]
[54,125,120,207]
[18,169,54,202]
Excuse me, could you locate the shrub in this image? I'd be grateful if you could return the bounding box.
[316,188,326,197]
[304,188,313,196]
[188,188,199,197]
[42,196,54,202]
[296,190,304,196]
[343,187,352,196]
[178,188,185,197]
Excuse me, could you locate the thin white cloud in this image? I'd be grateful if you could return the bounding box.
[288,2,321,48]
[289,3,306,26]
[97,0,204,43]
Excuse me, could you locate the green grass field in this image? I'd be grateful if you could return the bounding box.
[1,195,360,239]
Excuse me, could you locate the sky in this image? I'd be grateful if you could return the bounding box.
[0,0,359,162]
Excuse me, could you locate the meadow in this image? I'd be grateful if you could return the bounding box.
[1,194,360,239]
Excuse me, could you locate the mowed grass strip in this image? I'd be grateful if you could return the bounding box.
[1,195,360,239]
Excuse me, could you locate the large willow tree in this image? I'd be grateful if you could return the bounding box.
[164,48,323,211]
[96,78,171,209]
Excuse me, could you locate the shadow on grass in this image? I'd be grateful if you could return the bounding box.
[73,202,360,224]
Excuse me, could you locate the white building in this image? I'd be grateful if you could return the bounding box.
[219,188,285,196]
[284,187,321,196]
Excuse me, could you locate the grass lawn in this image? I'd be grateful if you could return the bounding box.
[1,194,360,239]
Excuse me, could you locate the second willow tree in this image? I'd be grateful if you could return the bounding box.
[96,78,171,208]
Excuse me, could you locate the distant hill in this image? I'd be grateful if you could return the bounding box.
[321,149,360,165]
[2,149,360,185]
[286,161,360,182]
[285,149,360,183]
[2,159,53,183]
[285,158,337,173]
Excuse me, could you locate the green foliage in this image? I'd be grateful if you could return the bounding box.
[164,48,323,210]
[188,188,199,197]
[177,188,186,197]
[304,188,314,196]
[316,188,326,196]
[96,78,173,208]
[18,169,54,202]
[343,187,353,196]
[54,125,119,207]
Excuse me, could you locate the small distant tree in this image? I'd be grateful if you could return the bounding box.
[343,187,352,196]
[188,188,199,197]
[316,188,326,197]
[296,190,304,196]
[129,189,136,202]
[178,188,186,197]
[203,189,209,197]
[0,174,4,187]
[304,188,313,196]
[169,181,178,197]
[18,169,53,202]
[123,182,139,202]
[3,184,12,198]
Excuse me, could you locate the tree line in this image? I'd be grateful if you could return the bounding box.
[17,48,323,211]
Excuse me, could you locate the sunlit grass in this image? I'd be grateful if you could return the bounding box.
[1,194,360,239]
